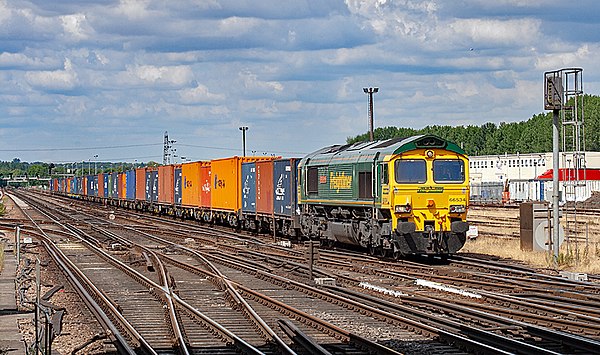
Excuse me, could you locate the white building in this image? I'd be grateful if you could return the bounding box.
[468,152,600,184]
[469,152,600,202]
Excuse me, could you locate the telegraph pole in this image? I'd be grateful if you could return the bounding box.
[363,87,379,141]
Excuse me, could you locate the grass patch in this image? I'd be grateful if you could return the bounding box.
[461,237,600,274]
[0,199,5,217]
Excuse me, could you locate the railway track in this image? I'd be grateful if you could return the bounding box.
[8,190,407,354]
[6,189,600,354]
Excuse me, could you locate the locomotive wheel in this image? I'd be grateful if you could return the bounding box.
[368,245,382,256]
[393,250,403,260]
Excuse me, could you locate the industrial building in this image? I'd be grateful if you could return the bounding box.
[469,152,600,203]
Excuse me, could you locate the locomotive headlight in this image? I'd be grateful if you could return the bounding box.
[426,150,435,159]
[395,204,412,213]
[449,205,466,213]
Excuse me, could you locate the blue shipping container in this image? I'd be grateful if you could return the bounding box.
[103,173,109,198]
[273,159,299,216]
[87,175,98,196]
[145,170,158,202]
[111,173,119,198]
[241,162,256,213]
[126,170,136,200]
[77,177,83,195]
[174,167,182,205]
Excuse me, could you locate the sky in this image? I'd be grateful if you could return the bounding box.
[1,0,599,164]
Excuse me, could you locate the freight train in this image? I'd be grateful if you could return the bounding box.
[50,134,469,257]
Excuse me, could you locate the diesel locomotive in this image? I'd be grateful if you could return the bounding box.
[298,134,469,257]
[50,134,469,257]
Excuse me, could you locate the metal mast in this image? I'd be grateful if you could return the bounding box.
[363,87,379,141]
[543,68,584,264]
[163,131,176,164]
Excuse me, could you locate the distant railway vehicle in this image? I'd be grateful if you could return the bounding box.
[53,134,469,257]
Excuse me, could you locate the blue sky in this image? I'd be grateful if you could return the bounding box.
[1,0,599,163]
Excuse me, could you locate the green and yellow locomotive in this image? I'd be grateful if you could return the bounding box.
[298,134,469,257]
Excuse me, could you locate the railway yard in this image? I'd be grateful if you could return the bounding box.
[1,189,600,354]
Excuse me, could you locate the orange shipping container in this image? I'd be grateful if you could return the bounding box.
[135,168,146,201]
[158,165,176,204]
[181,162,202,207]
[211,156,277,212]
[118,173,126,199]
[82,176,88,196]
[256,160,274,214]
[66,177,72,193]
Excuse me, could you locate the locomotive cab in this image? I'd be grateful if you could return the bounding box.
[385,142,469,256]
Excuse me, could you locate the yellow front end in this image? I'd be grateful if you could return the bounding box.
[381,148,469,254]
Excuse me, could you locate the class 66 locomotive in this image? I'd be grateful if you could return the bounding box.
[298,134,469,258]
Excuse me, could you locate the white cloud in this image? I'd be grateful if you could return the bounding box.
[123,64,193,87]
[345,0,438,38]
[535,45,590,71]
[449,18,541,45]
[219,16,260,36]
[116,0,151,19]
[24,58,78,91]
[179,84,225,104]
[239,70,283,93]
[0,52,59,69]
[61,13,91,40]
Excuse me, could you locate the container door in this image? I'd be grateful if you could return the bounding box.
[242,163,256,213]
[151,170,159,202]
[273,160,292,216]
[145,171,151,201]
[175,167,182,205]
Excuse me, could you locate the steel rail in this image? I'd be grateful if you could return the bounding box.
[23,192,277,355]
[13,192,181,353]
[199,249,514,355]
[6,192,150,355]
[110,225,297,355]
[149,251,191,355]
[159,250,403,355]
[93,226,267,355]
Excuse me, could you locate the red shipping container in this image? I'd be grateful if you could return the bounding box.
[98,173,105,197]
[135,168,146,201]
[158,165,176,204]
[199,162,211,208]
[256,160,274,214]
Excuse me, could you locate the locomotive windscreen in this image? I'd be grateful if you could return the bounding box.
[433,160,465,183]
[395,160,426,183]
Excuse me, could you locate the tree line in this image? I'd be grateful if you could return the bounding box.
[0,159,151,183]
[348,94,600,156]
